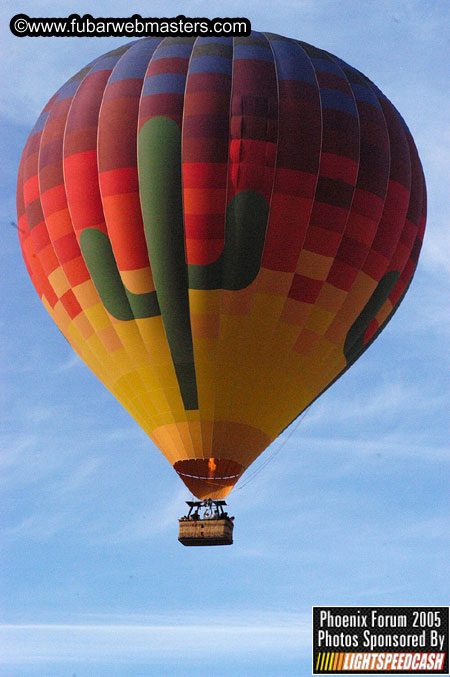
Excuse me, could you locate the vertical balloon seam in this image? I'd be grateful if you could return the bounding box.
[375,118,425,332]
[341,139,419,364]
[99,42,190,446]
[96,39,163,305]
[19,89,119,409]
[246,38,362,435]
[182,35,232,465]
[94,39,187,458]
[321,52,392,368]
[203,34,236,473]
[143,43,199,464]
[295,46,395,372]
[283,49,392,381]
[280,147,425,439]
[175,36,203,458]
[171,35,202,472]
[27,75,116,391]
[130,38,197,462]
[138,47,200,460]
[17,52,103,319]
[62,47,164,440]
[222,37,325,452]
[223,32,312,465]
[141,37,198,412]
[181,36,270,490]
[18,99,65,302]
[143,38,203,458]
[18,144,80,358]
[38,65,112,376]
[188,34,262,487]
[207,34,245,482]
[362,81,427,311]
[96,39,161,314]
[263,80,405,439]
[96,40,188,455]
[323,171,417,389]
[249,37,324,413]
[212,34,302,466]
[240,40,394,448]
[366,91,413,307]
[137,37,201,464]
[67,48,165,435]
[61,47,161,433]
[206,32,235,469]
[18,174,108,390]
[180,36,203,462]
[212,30,282,463]
[208,34,263,484]
[188,34,254,488]
[205,32,273,471]
[131,37,195,461]
[286,41,361,352]
[135,38,190,462]
[242,32,308,468]
[211,37,236,464]
[280,58,409,406]
[285,61,416,415]
[281,41,361,370]
[17,99,60,305]
[221,30,282,430]
[242,37,362,454]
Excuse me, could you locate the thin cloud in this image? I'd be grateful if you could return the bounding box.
[1,510,75,541]
[55,352,83,373]
[0,611,310,664]
[289,371,449,437]
[300,382,417,427]
[283,433,449,464]
[0,434,62,490]
[395,515,450,542]
[0,431,94,490]
[0,434,36,471]
[23,405,55,425]
[422,234,450,279]
[90,485,188,545]
[49,456,103,497]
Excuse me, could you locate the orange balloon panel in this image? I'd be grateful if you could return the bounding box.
[17,34,426,499]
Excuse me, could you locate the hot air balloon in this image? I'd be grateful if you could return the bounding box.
[17,33,426,545]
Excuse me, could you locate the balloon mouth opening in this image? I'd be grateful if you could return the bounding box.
[174,459,244,499]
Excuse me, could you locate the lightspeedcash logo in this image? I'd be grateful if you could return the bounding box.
[312,607,449,674]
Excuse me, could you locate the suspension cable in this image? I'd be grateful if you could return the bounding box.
[232,405,312,493]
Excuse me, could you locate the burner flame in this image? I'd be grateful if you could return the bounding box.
[207,458,217,478]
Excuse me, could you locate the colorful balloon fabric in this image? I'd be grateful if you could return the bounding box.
[17,33,426,499]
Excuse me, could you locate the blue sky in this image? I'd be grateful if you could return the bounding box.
[1,1,449,675]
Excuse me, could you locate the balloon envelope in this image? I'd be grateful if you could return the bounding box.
[17,33,426,499]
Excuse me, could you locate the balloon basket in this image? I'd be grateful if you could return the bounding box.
[178,500,234,546]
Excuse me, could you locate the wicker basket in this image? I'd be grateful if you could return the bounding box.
[178,518,234,546]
